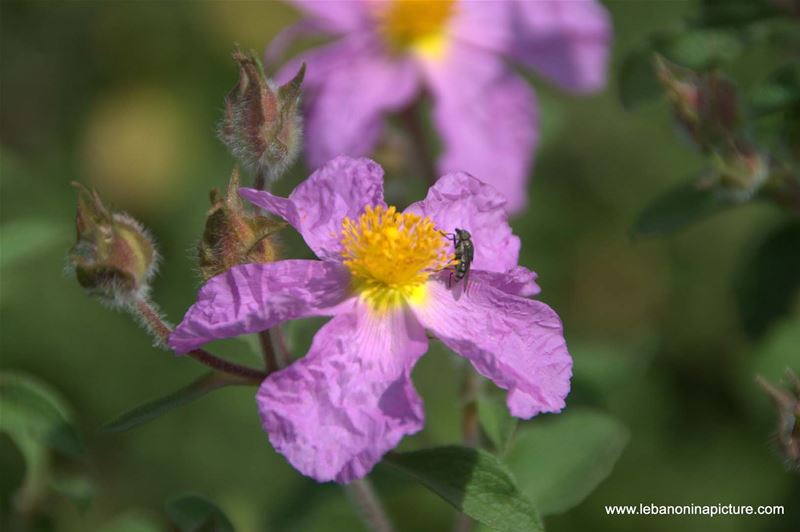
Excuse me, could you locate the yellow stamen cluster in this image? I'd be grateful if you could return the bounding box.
[341,205,454,310]
[375,0,456,58]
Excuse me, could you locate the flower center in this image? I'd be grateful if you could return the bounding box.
[341,205,454,310]
[376,0,456,58]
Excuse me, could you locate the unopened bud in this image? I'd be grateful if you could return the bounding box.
[711,141,770,200]
[655,56,742,152]
[68,182,157,306]
[756,371,800,471]
[219,48,305,187]
[198,168,283,281]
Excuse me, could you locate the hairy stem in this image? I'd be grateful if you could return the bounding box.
[345,479,395,532]
[133,296,266,383]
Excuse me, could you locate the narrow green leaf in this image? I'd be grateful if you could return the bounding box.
[165,494,234,532]
[632,179,733,237]
[618,48,662,110]
[385,446,542,532]
[477,395,517,454]
[101,373,235,433]
[507,409,629,516]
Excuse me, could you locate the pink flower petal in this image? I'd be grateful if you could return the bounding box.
[412,276,571,418]
[423,45,538,213]
[277,34,420,168]
[240,156,385,261]
[169,260,352,354]
[505,0,612,93]
[285,1,369,33]
[471,267,541,298]
[404,171,522,274]
[258,305,428,483]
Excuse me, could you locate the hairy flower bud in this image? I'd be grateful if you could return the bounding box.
[756,371,800,471]
[198,168,283,281]
[68,182,157,306]
[219,48,305,188]
[710,141,769,200]
[655,56,742,152]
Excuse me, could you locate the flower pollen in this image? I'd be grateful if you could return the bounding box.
[341,205,454,310]
[376,0,456,58]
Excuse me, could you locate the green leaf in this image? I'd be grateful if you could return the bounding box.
[735,221,800,340]
[0,372,83,456]
[165,494,235,532]
[0,372,83,510]
[618,48,662,110]
[101,373,236,433]
[50,473,94,514]
[477,395,517,454]
[506,409,629,516]
[632,178,734,237]
[385,446,542,532]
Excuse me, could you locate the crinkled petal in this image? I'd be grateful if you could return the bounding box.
[471,267,540,298]
[258,305,428,483]
[240,156,385,261]
[404,171,521,274]
[285,0,369,33]
[277,34,420,168]
[506,0,612,93]
[412,276,571,418]
[169,260,352,354]
[423,46,538,214]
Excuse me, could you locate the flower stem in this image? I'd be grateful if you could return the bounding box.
[258,330,280,372]
[345,478,394,532]
[254,167,268,191]
[461,370,481,447]
[399,103,437,186]
[455,369,482,532]
[132,296,266,383]
[132,295,171,348]
[186,349,266,383]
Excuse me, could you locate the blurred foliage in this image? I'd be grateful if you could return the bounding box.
[1,0,799,531]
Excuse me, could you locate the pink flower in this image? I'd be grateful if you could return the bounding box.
[270,0,611,212]
[169,156,571,482]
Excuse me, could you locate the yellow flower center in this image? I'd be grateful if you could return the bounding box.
[375,0,456,59]
[341,205,454,311]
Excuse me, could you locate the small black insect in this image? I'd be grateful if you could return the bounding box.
[442,228,474,288]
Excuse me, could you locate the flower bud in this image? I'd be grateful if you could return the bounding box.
[198,168,283,281]
[655,56,742,152]
[756,371,800,471]
[68,182,157,306]
[711,140,770,201]
[219,48,305,187]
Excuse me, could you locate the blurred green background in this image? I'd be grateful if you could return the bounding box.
[1,1,798,531]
